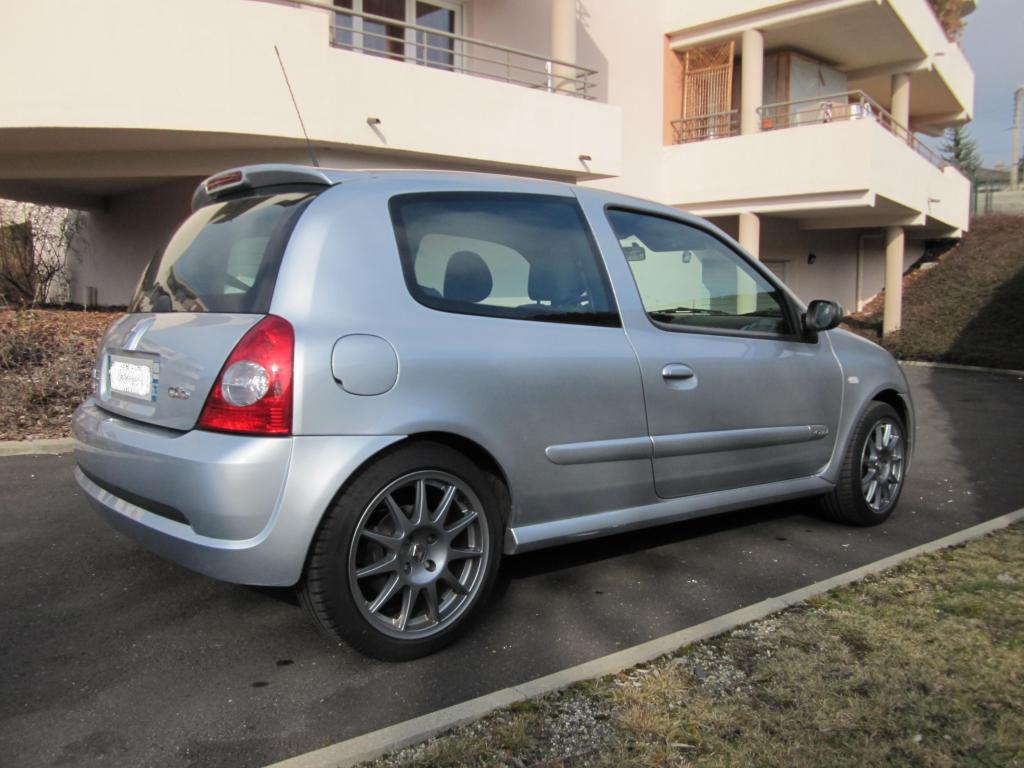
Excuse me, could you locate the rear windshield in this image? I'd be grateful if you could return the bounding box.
[130,191,316,313]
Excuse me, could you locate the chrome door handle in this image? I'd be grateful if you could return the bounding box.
[661,364,695,380]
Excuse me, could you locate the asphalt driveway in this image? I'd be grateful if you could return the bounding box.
[1,365,1022,768]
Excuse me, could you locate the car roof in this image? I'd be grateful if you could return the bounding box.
[192,164,581,210]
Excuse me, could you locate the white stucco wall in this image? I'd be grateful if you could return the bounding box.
[0,0,622,182]
[70,179,200,307]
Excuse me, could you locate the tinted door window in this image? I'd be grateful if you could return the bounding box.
[391,193,619,327]
[606,209,791,336]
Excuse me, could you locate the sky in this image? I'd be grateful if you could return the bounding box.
[959,0,1024,166]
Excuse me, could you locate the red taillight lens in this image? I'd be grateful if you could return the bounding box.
[197,315,294,436]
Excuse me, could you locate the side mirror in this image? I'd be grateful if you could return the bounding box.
[804,299,844,332]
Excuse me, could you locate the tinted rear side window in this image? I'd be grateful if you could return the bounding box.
[389,192,619,327]
[131,192,316,313]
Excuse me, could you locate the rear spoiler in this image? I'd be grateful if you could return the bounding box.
[191,165,337,211]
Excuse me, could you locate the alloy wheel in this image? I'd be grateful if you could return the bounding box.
[860,418,905,513]
[347,471,490,640]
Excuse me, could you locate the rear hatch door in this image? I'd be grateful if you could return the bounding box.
[94,189,318,431]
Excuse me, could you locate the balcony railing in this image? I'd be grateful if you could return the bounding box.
[671,110,739,144]
[757,90,946,169]
[280,0,598,99]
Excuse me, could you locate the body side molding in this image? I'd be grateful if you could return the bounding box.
[544,425,829,466]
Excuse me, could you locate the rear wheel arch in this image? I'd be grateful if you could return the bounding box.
[399,432,512,523]
[297,436,508,659]
[301,431,512,568]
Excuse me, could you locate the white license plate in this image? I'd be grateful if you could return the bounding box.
[108,355,157,401]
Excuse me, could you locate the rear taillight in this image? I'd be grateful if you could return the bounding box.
[197,315,294,436]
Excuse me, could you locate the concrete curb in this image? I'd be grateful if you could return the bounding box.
[266,507,1024,768]
[900,360,1024,377]
[0,437,75,457]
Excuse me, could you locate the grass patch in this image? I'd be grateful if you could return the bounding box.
[364,526,1024,767]
[845,214,1024,370]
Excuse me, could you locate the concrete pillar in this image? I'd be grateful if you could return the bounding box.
[738,211,760,259]
[550,0,577,94]
[736,212,760,315]
[891,73,911,144]
[883,226,905,335]
[740,29,764,135]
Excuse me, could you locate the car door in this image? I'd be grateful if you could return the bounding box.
[577,192,843,499]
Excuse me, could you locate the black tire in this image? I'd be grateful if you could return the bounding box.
[818,401,907,526]
[298,442,504,660]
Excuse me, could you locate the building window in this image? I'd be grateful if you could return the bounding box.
[333,0,461,70]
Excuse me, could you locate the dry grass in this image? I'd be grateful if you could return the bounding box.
[0,308,118,440]
[363,525,1024,768]
[845,214,1024,370]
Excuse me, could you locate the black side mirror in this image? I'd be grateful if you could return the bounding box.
[805,299,844,332]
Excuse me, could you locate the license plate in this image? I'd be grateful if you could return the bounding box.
[108,354,157,401]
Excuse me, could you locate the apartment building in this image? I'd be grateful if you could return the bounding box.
[0,0,974,331]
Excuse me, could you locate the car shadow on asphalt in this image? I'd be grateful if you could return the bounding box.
[248,502,810,615]
[486,501,806,607]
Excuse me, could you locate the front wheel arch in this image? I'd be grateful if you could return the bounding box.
[818,399,908,526]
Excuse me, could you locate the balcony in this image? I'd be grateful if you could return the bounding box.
[665,0,974,133]
[328,3,598,99]
[661,96,970,234]
[0,0,621,209]
[756,90,945,168]
[671,110,739,144]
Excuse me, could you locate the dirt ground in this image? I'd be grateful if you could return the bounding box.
[844,214,1024,370]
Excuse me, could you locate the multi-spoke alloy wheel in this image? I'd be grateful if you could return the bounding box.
[860,418,905,513]
[298,442,503,660]
[818,400,908,526]
[349,471,490,639]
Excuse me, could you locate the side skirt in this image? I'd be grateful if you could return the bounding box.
[504,475,833,555]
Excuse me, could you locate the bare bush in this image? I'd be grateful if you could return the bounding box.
[0,309,119,439]
[0,200,81,307]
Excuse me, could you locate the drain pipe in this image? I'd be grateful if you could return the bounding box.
[856,231,883,311]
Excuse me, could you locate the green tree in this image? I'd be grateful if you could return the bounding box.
[942,126,982,179]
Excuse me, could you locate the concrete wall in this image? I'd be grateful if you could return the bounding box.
[659,118,971,233]
[70,179,199,307]
[0,0,622,181]
[574,0,666,199]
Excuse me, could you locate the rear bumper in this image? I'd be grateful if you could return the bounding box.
[73,399,402,586]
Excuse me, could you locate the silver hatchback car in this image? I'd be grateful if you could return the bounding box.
[74,164,912,659]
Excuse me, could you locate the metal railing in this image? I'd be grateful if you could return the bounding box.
[278,0,598,99]
[757,90,946,169]
[671,109,739,144]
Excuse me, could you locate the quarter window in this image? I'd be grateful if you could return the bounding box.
[391,193,619,326]
[606,209,792,336]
